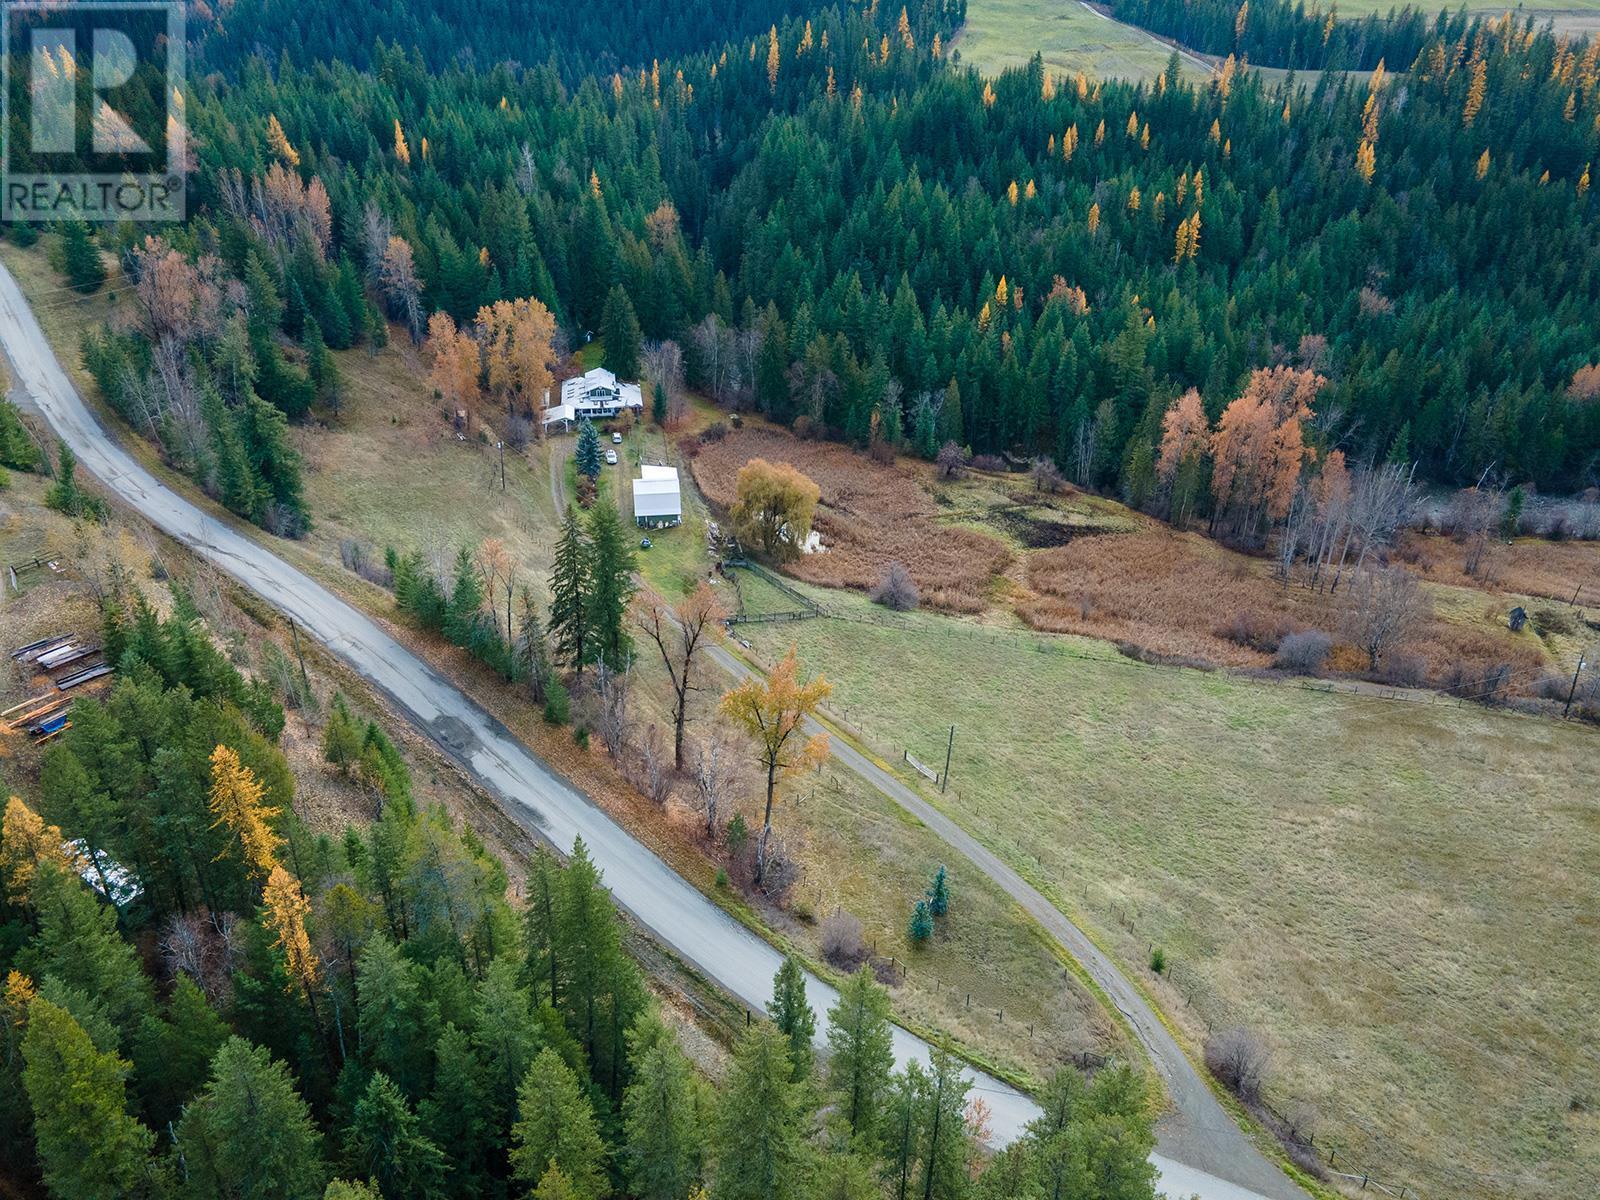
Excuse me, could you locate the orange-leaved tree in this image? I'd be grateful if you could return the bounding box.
[1209,366,1320,545]
[0,796,80,905]
[719,647,830,888]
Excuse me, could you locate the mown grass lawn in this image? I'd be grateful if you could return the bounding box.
[743,586,1600,1198]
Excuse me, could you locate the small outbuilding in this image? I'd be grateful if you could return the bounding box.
[633,464,682,528]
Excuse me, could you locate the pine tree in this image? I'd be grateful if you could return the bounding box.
[623,1015,703,1200]
[575,418,603,478]
[915,1045,973,1200]
[601,286,643,380]
[510,1048,608,1199]
[28,864,153,1041]
[349,1071,450,1200]
[827,966,895,1142]
[769,955,816,1082]
[548,507,590,672]
[584,496,637,671]
[175,1037,328,1200]
[21,997,154,1200]
[712,1023,812,1200]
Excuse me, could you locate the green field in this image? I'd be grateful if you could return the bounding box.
[742,585,1599,1199]
[955,0,1600,86]
[953,0,1207,83]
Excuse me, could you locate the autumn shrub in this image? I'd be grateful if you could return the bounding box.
[1206,1027,1270,1102]
[1218,609,1296,653]
[1442,660,1513,703]
[869,561,919,611]
[820,909,866,969]
[970,453,1006,473]
[700,421,728,443]
[1376,653,1427,688]
[1273,630,1331,674]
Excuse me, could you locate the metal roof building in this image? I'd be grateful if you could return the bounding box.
[632,464,682,526]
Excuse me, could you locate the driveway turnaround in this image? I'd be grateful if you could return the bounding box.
[0,261,1299,1200]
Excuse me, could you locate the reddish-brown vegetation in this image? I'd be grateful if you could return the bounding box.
[691,429,1010,612]
[1020,527,1547,690]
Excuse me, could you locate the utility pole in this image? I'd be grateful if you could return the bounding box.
[941,724,955,792]
[497,440,506,491]
[1563,653,1588,719]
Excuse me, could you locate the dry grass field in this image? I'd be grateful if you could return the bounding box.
[737,586,1600,1200]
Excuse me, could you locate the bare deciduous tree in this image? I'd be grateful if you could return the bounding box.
[935,441,969,480]
[1446,485,1502,579]
[634,583,728,771]
[688,727,742,839]
[1343,567,1429,672]
[590,662,631,758]
[642,340,686,427]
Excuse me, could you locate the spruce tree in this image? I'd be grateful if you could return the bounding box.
[623,1014,702,1200]
[575,418,603,478]
[175,1037,328,1200]
[548,507,590,672]
[472,958,543,1123]
[29,864,153,1043]
[769,955,816,1082]
[711,1023,813,1200]
[826,966,896,1142]
[510,1048,608,1200]
[419,1024,495,1193]
[601,285,643,380]
[583,496,636,671]
[908,899,933,944]
[926,866,949,918]
[348,1071,450,1200]
[21,997,154,1200]
[60,221,106,292]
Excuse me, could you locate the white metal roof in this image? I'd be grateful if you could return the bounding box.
[633,467,681,518]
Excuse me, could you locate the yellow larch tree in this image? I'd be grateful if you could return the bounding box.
[1355,139,1377,183]
[898,6,914,50]
[208,746,282,879]
[982,80,996,107]
[932,32,942,59]
[0,796,79,904]
[767,26,780,91]
[1475,147,1490,179]
[1579,162,1591,198]
[1235,0,1250,41]
[1464,56,1487,126]
[1194,167,1205,204]
[1126,111,1139,138]
[263,864,320,994]
[1042,71,1055,100]
[266,114,299,167]
[1094,118,1106,146]
[996,276,1010,307]
[1209,118,1222,144]
[1024,178,1037,200]
[393,119,411,165]
[1127,186,1141,212]
[1006,180,1019,206]
[799,20,814,54]
[879,34,891,64]
[1088,201,1101,234]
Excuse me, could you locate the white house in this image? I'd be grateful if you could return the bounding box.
[542,367,644,431]
[632,464,682,528]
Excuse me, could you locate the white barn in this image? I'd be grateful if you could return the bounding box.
[633,464,682,528]
[542,367,644,431]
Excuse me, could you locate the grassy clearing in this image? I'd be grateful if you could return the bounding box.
[954,0,1208,83]
[739,587,1599,1198]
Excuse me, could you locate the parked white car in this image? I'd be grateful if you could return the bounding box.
[605,449,618,465]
